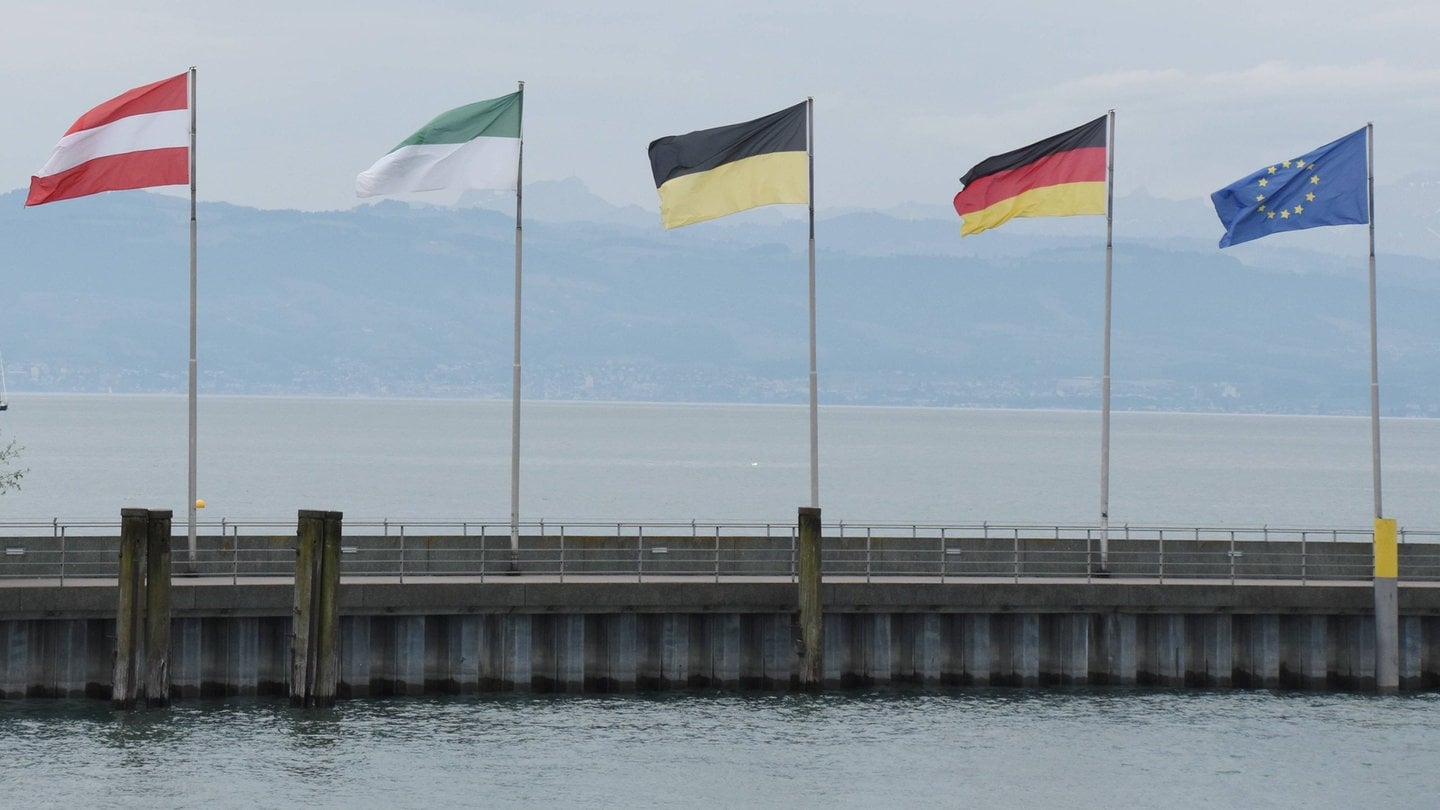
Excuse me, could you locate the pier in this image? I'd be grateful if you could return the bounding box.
[2,519,1439,698]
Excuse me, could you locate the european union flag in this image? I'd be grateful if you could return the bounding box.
[1211,127,1369,248]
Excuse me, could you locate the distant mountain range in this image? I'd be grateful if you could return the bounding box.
[2,177,1438,415]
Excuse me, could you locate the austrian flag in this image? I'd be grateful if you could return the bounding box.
[27,72,190,206]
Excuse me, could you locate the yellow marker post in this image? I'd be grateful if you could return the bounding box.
[1374,517,1397,578]
[1373,517,1399,693]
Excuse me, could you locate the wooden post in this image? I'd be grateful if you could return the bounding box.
[291,509,322,706]
[313,510,343,707]
[113,508,149,709]
[293,509,342,707]
[798,506,823,690]
[143,510,173,707]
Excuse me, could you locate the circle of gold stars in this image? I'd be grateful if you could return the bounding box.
[1255,159,1321,220]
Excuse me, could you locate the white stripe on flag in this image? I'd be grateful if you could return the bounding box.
[37,108,189,177]
[357,136,520,197]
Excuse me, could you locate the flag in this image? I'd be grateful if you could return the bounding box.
[647,101,808,229]
[357,90,523,197]
[1210,128,1368,248]
[952,116,1107,236]
[27,73,189,207]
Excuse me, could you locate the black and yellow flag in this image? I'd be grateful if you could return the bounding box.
[647,101,808,229]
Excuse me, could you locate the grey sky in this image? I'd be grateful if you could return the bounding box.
[3,0,1437,213]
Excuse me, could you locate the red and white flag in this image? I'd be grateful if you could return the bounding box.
[27,72,190,207]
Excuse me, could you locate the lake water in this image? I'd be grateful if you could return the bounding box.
[1,393,1438,528]
[1,690,1437,808]
[3,396,1440,807]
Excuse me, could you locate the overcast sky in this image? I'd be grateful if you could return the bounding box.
[3,1,1437,214]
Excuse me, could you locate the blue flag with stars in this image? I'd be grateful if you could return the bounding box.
[1211,127,1369,248]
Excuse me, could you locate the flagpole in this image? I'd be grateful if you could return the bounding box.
[806,97,819,509]
[509,80,525,571]
[1097,109,1115,574]
[1365,120,1398,693]
[187,66,198,565]
[1367,121,1382,521]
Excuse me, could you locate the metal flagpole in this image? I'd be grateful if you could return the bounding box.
[1366,121,1382,522]
[510,81,525,570]
[187,66,199,565]
[1366,121,1399,693]
[1097,109,1115,574]
[806,97,819,509]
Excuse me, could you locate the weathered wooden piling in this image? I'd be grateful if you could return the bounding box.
[314,510,342,705]
[112,509,148,709]
[291,509,342,707]
[143,510,173,707]
[798,506,823,689]
[112,508,172,709]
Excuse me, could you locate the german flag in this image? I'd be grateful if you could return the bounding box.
[952,116,1108,236]
[648,101,808,229]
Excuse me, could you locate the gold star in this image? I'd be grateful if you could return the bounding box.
[1259,204,1267,211]
[1310,175,1320,184]
[1306,192,1316,202]
[1268,166,1278,174]
[1267,211,1276,219]
[1259,178,1269,187]
[1256,195,1266,202]
[1280,210,1290,219]
[1282,160,1292,168]
[1294,205,1304,215]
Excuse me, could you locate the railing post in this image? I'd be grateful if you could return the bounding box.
[637,525,644,584]
[1158,530,1165,583]
[398,527,405,585]
[714,525,721,583]
[1086,527,1093,584]
[939,528,946,584]
[479,524,487,583]
[559,526,566,583]
[865,527,872,583]
[1013,528,1020,583]
[1301,530,1307,584]
[59,530,66,586]
[1229,530,1236,585]
[790,527,797,583]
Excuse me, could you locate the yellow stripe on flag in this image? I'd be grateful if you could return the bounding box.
[959,181,1106,236]
[1374,517,1398,579]
[656,151,807,229]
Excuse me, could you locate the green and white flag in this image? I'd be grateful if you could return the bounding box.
[356,90,522,197]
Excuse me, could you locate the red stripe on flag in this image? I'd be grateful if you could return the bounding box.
[64,73,188,136]
[954,146,1106,215]
[26,147,189,206]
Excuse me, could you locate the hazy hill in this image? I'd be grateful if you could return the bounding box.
[1,181,1437,415]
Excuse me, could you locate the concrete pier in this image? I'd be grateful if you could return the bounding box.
[2,579,1439,698]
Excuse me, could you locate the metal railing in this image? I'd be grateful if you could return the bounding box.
[1,520,1437,585]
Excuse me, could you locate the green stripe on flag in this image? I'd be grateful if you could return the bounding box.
[390,91,522,151]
